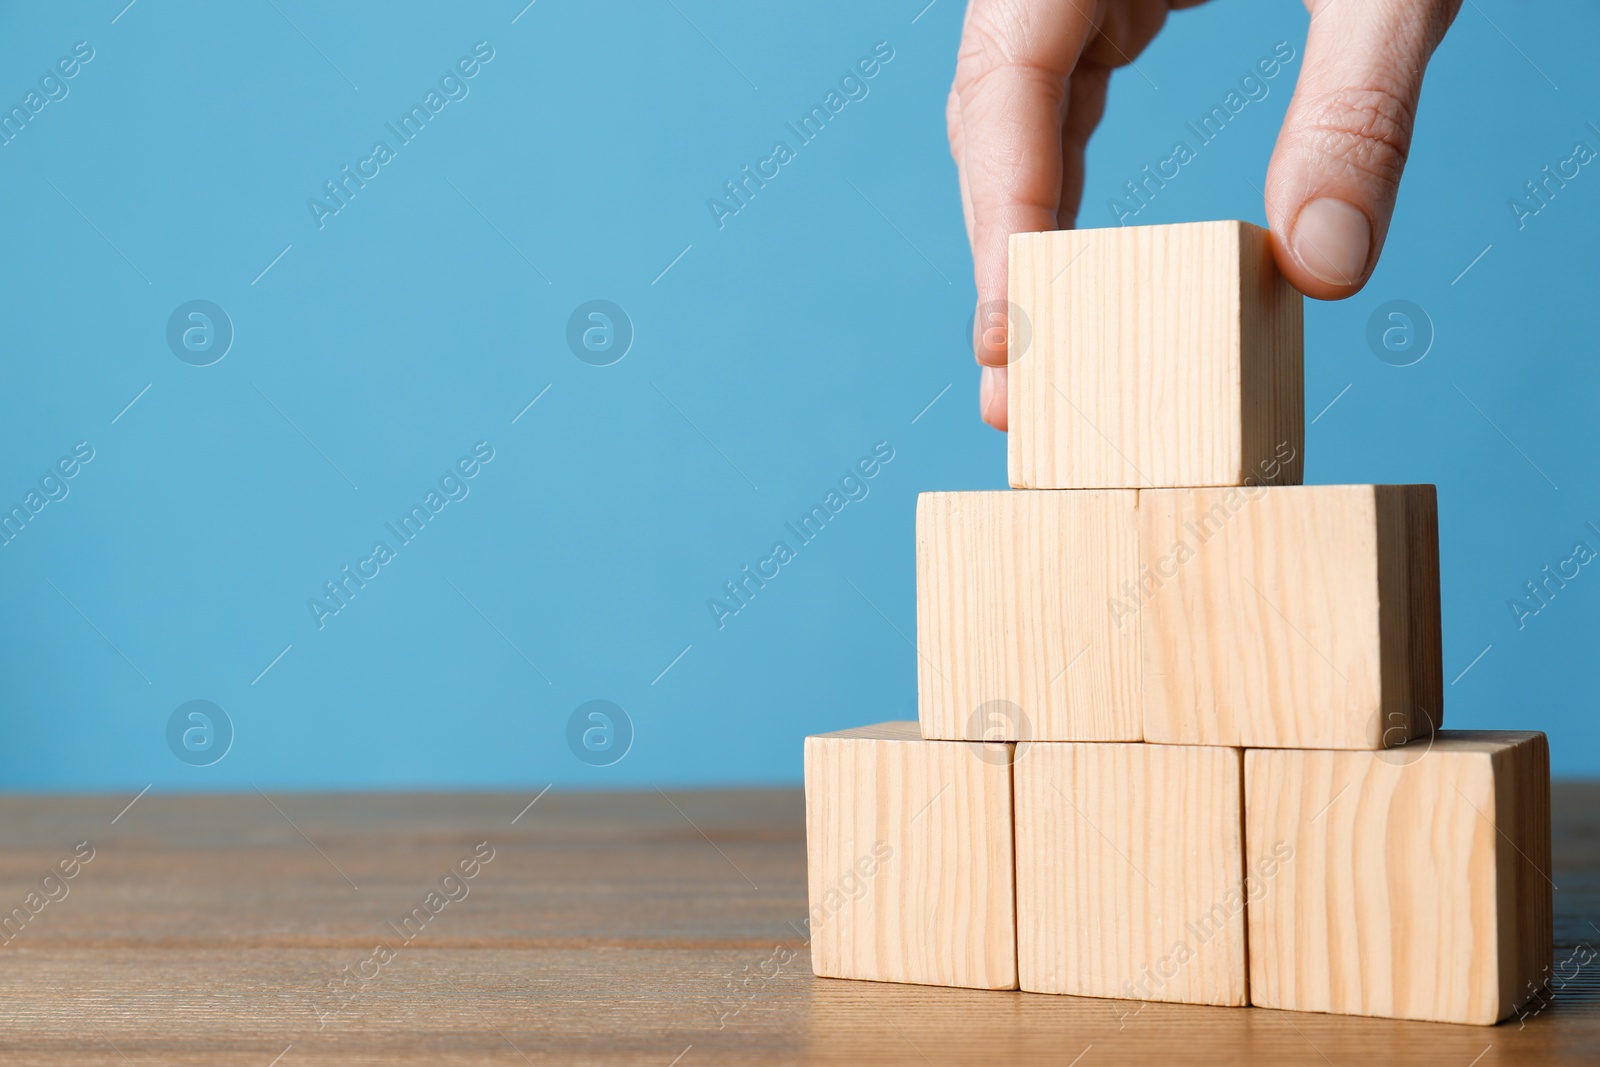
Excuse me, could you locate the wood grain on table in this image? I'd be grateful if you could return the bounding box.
[0,785,1596,1065]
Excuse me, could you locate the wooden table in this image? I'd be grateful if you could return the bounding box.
[1,784,1596,1065]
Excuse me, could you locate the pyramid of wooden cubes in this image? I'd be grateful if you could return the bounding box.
[804,220,1553,1025]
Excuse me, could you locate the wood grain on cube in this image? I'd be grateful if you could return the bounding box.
[1139,484,1442,749]
[803,721,1016,989]
[1014,742,1247,1006]
[917,490,1141,742]
[1007,220,1303,490]
[1246,733,1551,1024]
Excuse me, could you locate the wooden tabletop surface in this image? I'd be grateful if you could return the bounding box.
[0,784,1596,1065]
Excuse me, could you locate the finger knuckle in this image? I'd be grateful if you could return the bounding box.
[951,6,1069,104]
[953,10,1015,93]
[1297,85,1416,189]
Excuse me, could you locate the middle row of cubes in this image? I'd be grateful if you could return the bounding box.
[916,484,1441,749]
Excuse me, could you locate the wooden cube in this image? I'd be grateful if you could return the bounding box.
[1014,741,1247,1006]
[1246,733,1553,1024]
[916,490,1141,742]
[803,721,1016,989]
[1008,220,1303,490]
[1139,484,1441,749]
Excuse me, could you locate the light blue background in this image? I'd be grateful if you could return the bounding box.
[1,0,1595,791]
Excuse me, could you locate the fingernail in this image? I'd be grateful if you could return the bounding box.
[1291,198,1371,287]
[980,366,995,419]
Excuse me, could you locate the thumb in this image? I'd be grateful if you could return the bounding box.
[1265,0,1461,299]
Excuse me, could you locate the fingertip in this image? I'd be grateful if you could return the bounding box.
[1279,196,1374,299]
[980,366,1008,431]
[973,299,1011,369]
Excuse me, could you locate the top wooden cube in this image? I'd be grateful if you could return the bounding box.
[1007,220,1303,490]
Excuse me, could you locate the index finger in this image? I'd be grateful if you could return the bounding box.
[951,0,1098,368]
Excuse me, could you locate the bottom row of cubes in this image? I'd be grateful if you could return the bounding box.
[802,722,1551,1027]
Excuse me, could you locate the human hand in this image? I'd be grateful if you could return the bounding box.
[949,0,1463,430]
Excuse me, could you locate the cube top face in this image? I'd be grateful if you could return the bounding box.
[1014,742,1247,1006]
[803,722,1016,989]
[1245,733,1552,1025]
[1007,220,1303,490]
[810,720,926,743]
[1140,483,1442,749]
[916,490,1141,742]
